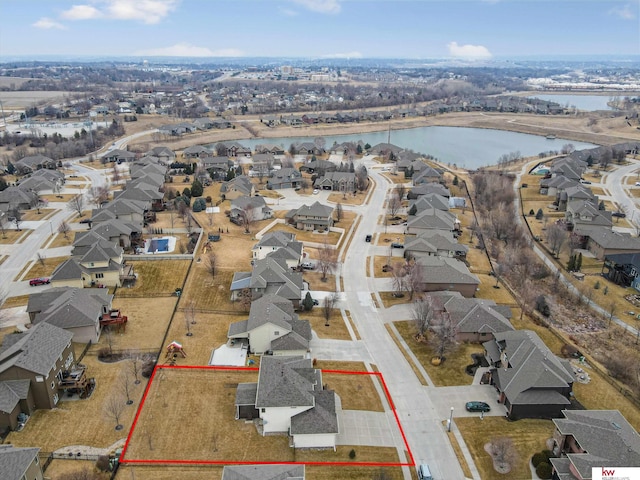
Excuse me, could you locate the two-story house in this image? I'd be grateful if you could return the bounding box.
[313,172,356,192]
[285,202,334,231]
[252,231,304,268]
[0,445,44,480]
[221,175,255,201]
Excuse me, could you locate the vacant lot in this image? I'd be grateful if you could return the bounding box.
[456,416,554,480]
[180,267,236,311]
[23,256,68,280]
[124,368,399,465]
[0,90,72,108]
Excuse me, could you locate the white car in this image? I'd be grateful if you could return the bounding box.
[635,182,640,187]
[313,189,319,195]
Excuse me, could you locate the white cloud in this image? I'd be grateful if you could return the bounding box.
[609,4,635,20]
[322,51,363,59]
[135,43,243,57]
[32,17,66,29]
[60,5,103,20]
[291,0,341,14]
[447,41,492,59]
[60,0,178,24]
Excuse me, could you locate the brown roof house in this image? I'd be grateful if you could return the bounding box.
[286,202,334,231]
[26,287,114,343]
[483,330,575,419]
[0,323,91,431]
[550,410,640,480]
[0,445,43,480]
[414,256,480,298]
[227,295,312,355]
[235,356,339,449]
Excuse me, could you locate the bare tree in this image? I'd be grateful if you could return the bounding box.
[396,184,406,201]
[405,262,423,301]
[112,163,121,185]
[119,370,134,405]
[129,353,142,385]
[204,252,217,281]
[322,292,338,326]
[8,204,22,231]
[89,185,110,207]
[390,262,407,297]
[318,241,338,281]
[58,220,71,239]
[239,204,256,234]
[103,328,117,356]
[546,222,567,257]
[429,311,458,359]
[184,211,194,234]
[298,177,310,193]
[103,394,125,430]
[412,295,436,337]
[355,165,369,191]
[335,202,343,222]
[29,189,43,214]
[0,214,6,239]
[490,437,518,471]
[67,194,85,217]
[387,192,402,218]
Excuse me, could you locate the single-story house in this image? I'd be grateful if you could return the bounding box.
[414,256,480,298]
[230,195,273,223]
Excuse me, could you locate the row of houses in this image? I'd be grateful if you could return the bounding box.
[0,168,65,213]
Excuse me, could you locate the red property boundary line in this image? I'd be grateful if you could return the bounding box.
[120,364,415,468]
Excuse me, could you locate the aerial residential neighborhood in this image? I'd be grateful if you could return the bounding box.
[2,3,640,478]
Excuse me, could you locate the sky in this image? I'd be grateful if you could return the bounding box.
[1,0,639,60]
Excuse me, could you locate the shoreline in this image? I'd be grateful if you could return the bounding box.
[129,110,640,154]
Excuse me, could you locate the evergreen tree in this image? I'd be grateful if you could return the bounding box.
[535,208,544,220]
[226,168,236,181]
[576,252,583,271]
[191,179,204,197]
[182,187,191,198]
[408,204,417,216]
[567,254,575,271]
[453,175,459,186]
[598,200,605,211]
[302,292,314,311]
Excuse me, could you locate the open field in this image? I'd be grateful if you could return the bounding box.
[116,260,191,297]
[455,416,555,480]
[475,276,518,305]
[123,368,399,465]
[0,90,72,108]
[327,189,369,206]
[303,271,338,292]
[393,321,485,386]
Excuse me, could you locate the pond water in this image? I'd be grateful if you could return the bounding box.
[213,126,598,169]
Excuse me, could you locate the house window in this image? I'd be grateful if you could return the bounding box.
[51,381,55,389]
[53,393,59,405]
[261,408,265,413]
[95,273,104,279]
[274,331,279,336]
[89,262,94,267]
[35,376,44,383]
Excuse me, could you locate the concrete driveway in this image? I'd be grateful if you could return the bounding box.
[426,384,505,421]
[336,410,405,448]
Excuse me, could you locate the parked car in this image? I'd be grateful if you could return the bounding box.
[79,218,92,224]
[612,212,626,218]
[301,262,315,270]
[417,464,433,480]
[365,234,372,242]
[465,401,491,412]
[580,179,592,184]
[391,242,404,249]
[312,189,319,195]
[29,277,50,286]
[635,182,640,186]
[312,299,319,306]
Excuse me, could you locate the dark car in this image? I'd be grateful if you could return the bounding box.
[312,299,319,306]
[365,234,372,242]
[612,212,626,218]
[79,218,92,224]
[465,401,491,412]
[29,277,50,286]
[391,242,404,249]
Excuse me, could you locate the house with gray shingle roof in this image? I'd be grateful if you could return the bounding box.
[183,145,211,159]
[566,200,612,237]
[222,465,304,480]
[227,295,311,355]
[407,183,451,200]
[412,165,442,185]
[585,230,640,260]
[406,208,459,235]
[426,291,514,342]
[27,287,113,343]
[0,445,43,480]
[313,171,355,192]
[14,154,56,174]
[102,149,136,164]
[221,175,255,200]
[252,231,304,268]
[145,146,175,163]
[483,330,575,419]
[0,380,34,432]
[286,202,334,231]
[404,230,468,260]
[550,410,640,480]
[415,256,480,297]
[230,195,273,223]
[0,322,88,424]
[408,193,451,214]
[235,356,339,449]
[267,168,303,190]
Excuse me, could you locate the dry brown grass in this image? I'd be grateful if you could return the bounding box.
[307,466,407,480]
[384,324,428,386]
[373,256,405,278]
[456,416,555,480]
[303,271,338,292]
[21,208,56,221]
[393,321,485,386]
[48,232,74,248]
[322,371,384,412]
[108,297,177,351]
[0,229,31,244]
[376,233,405,246]
[124,368,398,464]
[380,172,408,184]
[2,294,30,308]
[7,353,144,452]
[116,260,191,297]
[23,256,68,280]
[328,190,368,205]
[268,223,342,245]
[445,429,474,479]
[180,268,237,311]
[116,465,223,480]
[304,307,351,340]
[41,193,77,203]
[378,292,413,309]
[44,460,109,480]
[475,276,518,306]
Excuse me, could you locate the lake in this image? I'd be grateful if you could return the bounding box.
[212,126,598,169]
[527,94,616,111]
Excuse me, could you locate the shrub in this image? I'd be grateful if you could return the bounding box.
[349,449,356,459]
[142,358,156,378]
[535,295,551,317]
[529,209,535,216]
[97,347,111,359]
[535,208,544,220]
[96,455,111,472]
[536,462,552,479]
[531,452,547,468]
[594,280,600,290]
